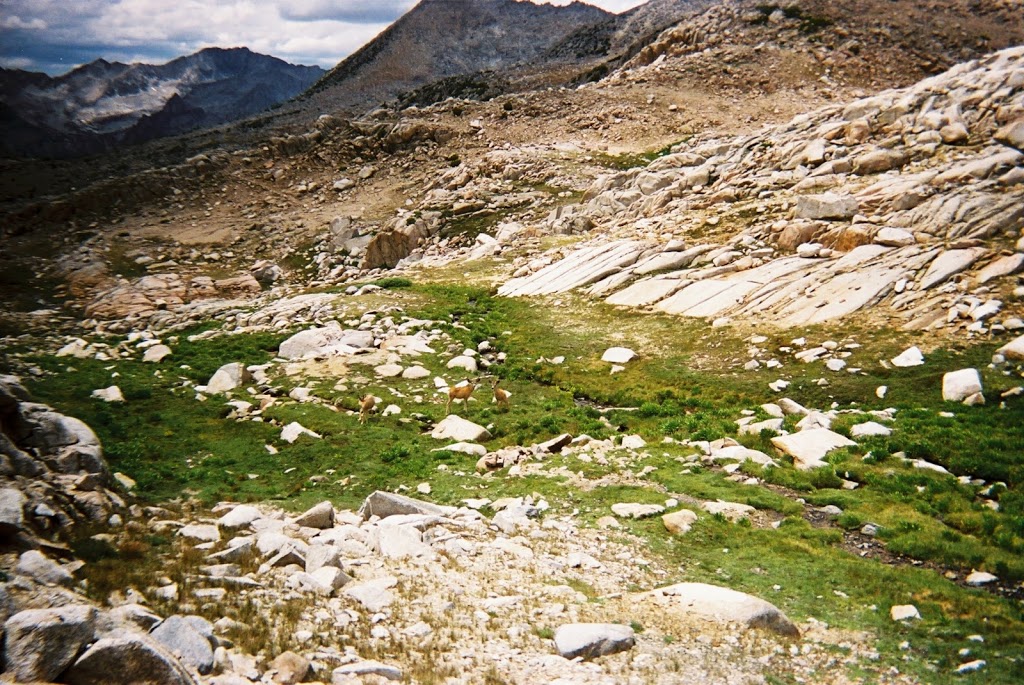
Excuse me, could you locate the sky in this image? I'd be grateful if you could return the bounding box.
[0,0,649,76]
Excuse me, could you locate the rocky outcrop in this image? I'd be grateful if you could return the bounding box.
[497,46,1024,335]
[0,375,123,543]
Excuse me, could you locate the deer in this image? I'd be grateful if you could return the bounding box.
[446,377,480,415]
[491,377,510,411]
[358,394,376,424]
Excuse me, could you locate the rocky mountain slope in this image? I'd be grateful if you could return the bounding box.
[303,0,611,111]
[0,47,325,159]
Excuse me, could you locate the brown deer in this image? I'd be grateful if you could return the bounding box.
[358,394,376,424]
[446,378,480,415]
[491,377,510,411]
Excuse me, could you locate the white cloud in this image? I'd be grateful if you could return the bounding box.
[0,15,48,30]
[0,56,35,69]
[280,0,417,24]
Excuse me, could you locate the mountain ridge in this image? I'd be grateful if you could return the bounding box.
[304,0,612,111]
[0,47,325,159]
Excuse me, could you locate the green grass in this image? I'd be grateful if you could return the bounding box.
[9,279,1024,684]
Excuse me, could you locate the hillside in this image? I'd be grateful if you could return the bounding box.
[0,1,1023,684]
[304,0,611,111]
[0,47,325,158]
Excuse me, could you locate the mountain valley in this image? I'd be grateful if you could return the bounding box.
[1,1,1023,684]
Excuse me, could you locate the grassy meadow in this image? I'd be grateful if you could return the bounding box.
[6,278,1024,683]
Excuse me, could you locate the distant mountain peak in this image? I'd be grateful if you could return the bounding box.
[0,48,325,158]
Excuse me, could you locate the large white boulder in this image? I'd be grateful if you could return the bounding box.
[891,346,924,367]
[278,325,375,359]
[430,415,491,442]
[997,334,1024,361]
[601,347,636,364]
[942,368,982,402]
[771,429,856,470]
[641,582,799,637]
[206,362,251,394]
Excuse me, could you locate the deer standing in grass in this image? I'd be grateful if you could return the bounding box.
[491,377,510,411]
[358,394,376,424]
[446,378,480,415]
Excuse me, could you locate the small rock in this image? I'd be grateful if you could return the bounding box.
[965,571,997,586]
[891,346,924,367]
[662,509,698,535]
[890,605,921,621]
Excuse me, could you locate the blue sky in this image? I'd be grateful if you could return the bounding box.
[0,0,648,75]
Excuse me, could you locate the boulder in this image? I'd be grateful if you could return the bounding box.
[142,345,173,363]
[216,504,262,529]
[150,615,215,674]
[430,415,491,442]
[281,422,321,443]
[850,421,892,438]
[601,347,636,364]
[293,501,334,529]
[17,405,107,476]
[305,545,343,574]
[874,227,915,247]
[795,193,858,220]
[446,356,478,372]
[3,606,97,682]
[994,119,1024,153]
[611,502,665,519]
[554,623,636,660]
[343,577,397,612]
[270,651,311,685]
[662,509,698,535]
[91,386,125,402]
[771,429,856,470]
[206,363,251,394]
[62,634,198,685]
[942,368,982,402]
[278,326,375,359]
[0,487,26,535]
[375,524,432,559]
[214,274,261,296]
[178,524,220,543]
[891,346,924,367]
[965,570,997,586]
[702,500,756,522]
[890,605,921,621]
[853,148,908,175]
[997,334,1024,361]
[16,550,74,586]
[358,491,445,520]
[105,604,163,633]
[333,660,403,682]
[644,582,799,637]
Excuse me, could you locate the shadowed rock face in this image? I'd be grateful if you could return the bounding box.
[0,48,324,158]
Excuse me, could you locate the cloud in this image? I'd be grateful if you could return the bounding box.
[280,0,417,24]
[0,56,35,70]
[0,16,48,30]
